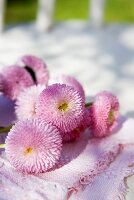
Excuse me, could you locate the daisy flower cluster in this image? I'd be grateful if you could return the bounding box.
[0,55,120,174]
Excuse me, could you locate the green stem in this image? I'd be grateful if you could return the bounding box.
[0,144,5,148]
[0,124,13,134]
[0,102,94,134]
[85,102,92,108]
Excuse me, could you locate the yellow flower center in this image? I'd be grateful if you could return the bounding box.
[58,102,69,112]
[24,147,33,155]
[108,109,115,124]
[32,103,36,116]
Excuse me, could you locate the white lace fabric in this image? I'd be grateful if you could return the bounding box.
[0,96,134,200]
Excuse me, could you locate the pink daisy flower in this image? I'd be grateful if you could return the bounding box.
[61,129,80,143]
[91,91,120,138]
[49,74,85,100]
[5,119,62,174]
[15,85,45,120]
[17,55,49,85]
[36,84,84,133]
[2,65,34,100]
[0,73,5,92]
[81,107,92,129]
[62,108,92,142]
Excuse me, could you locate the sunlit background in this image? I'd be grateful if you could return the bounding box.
[0,0,134,122]
[5,0,134,23]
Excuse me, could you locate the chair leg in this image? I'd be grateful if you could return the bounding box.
[0,0,6,33]
[89,0,105,28]
[36,0,55,32]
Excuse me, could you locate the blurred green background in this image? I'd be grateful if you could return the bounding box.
[5,0,134,24]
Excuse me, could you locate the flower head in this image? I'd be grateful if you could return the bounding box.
[80,107,92,129]
[91,91,120,137]
[2,65,34,100]
[0,73,5,92]
[5,119,62,174]
[15,85,45,120]
[17,55,49,85]
[49,74,85,100]
[61,129,80,143]
[36,84,84,132]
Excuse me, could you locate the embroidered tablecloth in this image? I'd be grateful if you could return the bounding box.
[0,95,134,200]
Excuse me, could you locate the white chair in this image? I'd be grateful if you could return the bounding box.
[0,0,6,32]
[90,0,105,27]
[0,0,105,32]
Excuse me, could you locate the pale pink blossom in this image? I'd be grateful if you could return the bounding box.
[15,85,45,120]
[36,84,84,132]
[2,65,34,100]
[49,74,85,100]
[91,91,120,137]
[5,119,62,174]
[17,55,49,85]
